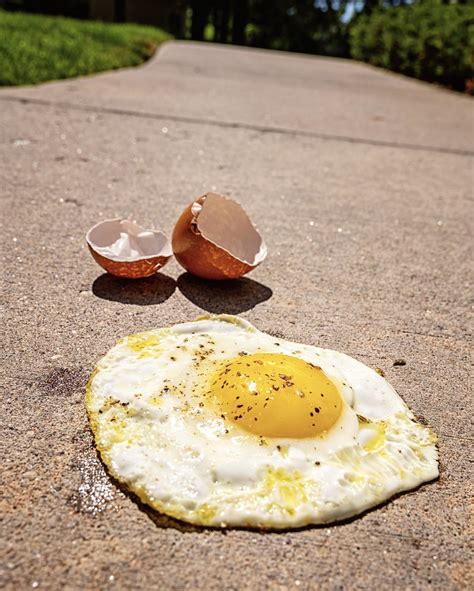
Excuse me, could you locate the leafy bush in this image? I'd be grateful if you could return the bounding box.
[349,0,474,92]
[0,10,172,86]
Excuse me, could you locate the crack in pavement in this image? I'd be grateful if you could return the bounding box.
[1,94,473,158]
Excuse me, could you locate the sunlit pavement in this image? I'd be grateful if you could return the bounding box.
[1,42,472,590]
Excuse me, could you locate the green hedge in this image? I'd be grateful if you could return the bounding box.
[349,0,474,93]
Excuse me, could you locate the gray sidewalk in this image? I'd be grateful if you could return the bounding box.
[1,42,472,589]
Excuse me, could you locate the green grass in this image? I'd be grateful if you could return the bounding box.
[0,10,173,86]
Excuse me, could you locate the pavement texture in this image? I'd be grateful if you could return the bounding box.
[1,41,473,590]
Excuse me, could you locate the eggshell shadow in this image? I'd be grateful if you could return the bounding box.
[177,273,273,313]
[92,272,176,305]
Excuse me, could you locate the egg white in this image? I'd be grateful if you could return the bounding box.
[86,315,438,528]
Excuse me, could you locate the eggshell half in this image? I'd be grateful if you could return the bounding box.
[172,193,267,280]
[86,219,172,279]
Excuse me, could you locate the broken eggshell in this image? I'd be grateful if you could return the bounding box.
[172,192,267,280]
[86,218,172,279]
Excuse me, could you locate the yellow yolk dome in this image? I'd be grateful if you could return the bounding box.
[209,353,343,438]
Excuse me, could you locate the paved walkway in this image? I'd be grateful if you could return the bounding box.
[2,42,472,590]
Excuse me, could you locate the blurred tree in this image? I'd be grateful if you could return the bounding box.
[244,0,350,56]
[186,0,351,57]
[190,0,211,40]
[232,0,248,44]
[0,0,89,17]
[214,0,230,42]
[115,0,125,22]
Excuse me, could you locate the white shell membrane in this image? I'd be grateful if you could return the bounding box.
[86,315,438,528]
[87,219,172,261]
[194,193,267,265]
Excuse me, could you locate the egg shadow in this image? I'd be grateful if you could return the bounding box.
[92,272,176,305]
[177,273,273,313]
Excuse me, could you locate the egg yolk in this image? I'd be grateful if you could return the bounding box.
[210,353,343,438]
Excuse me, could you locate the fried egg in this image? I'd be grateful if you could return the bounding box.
[86,315,438,528]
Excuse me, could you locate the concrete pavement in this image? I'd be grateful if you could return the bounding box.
[1,42,473,590]
[2,42,472,154]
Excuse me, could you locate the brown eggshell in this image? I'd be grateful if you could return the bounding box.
[87,246,170,279]
[172,193,267,280]
[86,219,172,279]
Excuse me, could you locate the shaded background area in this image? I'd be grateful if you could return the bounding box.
[1,0,470,53]
[1,0,473,92]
